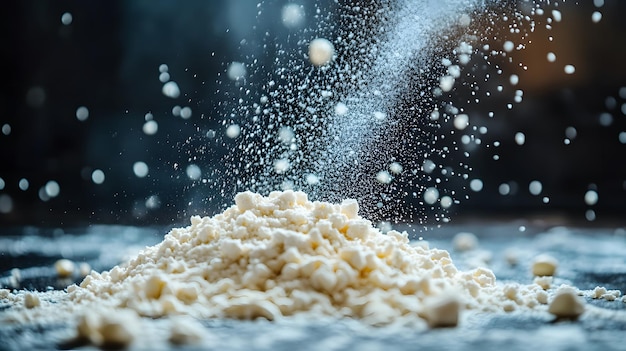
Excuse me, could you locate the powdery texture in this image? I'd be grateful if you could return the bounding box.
[66,190,545,326]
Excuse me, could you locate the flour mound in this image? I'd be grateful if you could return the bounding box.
[68,190,544,325]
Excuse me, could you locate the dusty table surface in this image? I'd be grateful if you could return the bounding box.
[1,221,625,351]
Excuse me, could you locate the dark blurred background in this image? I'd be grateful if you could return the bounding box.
[0,0,625,228]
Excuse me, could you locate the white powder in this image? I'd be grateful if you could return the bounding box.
[3,191,626,348]
[1,191,549,334]
[66,190,549,326]
[588,286,621,301]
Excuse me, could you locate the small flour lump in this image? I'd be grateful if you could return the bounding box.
[67,190,544,326]
[531,254,558,276]
[548,286,585,319]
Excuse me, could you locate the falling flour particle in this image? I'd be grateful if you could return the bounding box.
[75,106,89,121]
[308,38,335,66]
[591,11,602,23]
[225,124,241,138]
[440,196,453,209]
[305,174,319,185]
[281,3,305,29]
[273,159,290,174]
[61,12,73,25]
[453,114,469,130]
[374,111,387,121]
[439,75,455,92]
[584,190,598,206]
[55,259,76,278]
[375,170,392,184]
[133,161,149,178]
[469,179,483,192]
[564,64,576,75]
[334,102,349,116]
[161,81,180,98]
[227,62,247,81]
[528,180,543,196]
[143,120,158,135]
[423,187,439,205]
[502,41,514,53]
[389,162,403,174]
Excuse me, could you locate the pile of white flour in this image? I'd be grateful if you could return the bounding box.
[75,191,548,322]
[7,192,545,321]
[1,191,553,345]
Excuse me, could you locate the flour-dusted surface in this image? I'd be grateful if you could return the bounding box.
[1,195,626,350]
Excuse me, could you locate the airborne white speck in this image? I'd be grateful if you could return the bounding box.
[529,181,542,196]
[61,12,73,25]
[503,41,514,52]
[453,114,469,130]
[76,106,89,121]
[227,62,247,81]
[162,81,180,98]
[45,180,60,197]
[389,162,403,174]
[423,187,439,205]
[143,120,158,135]
[225,124,241,139]
[591,11,602,23]
[334,102,348,116]
[133,162,149,178]
[515,132,525,145]
[308,38,335,66]
[376,171,392,184]
[180,107,192,119]
[470,179,483,192]
[91,170,105,185]
[18,178,29,191]
[186,164,202,180]
[584,190,599,206]
[281,3,305,29]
